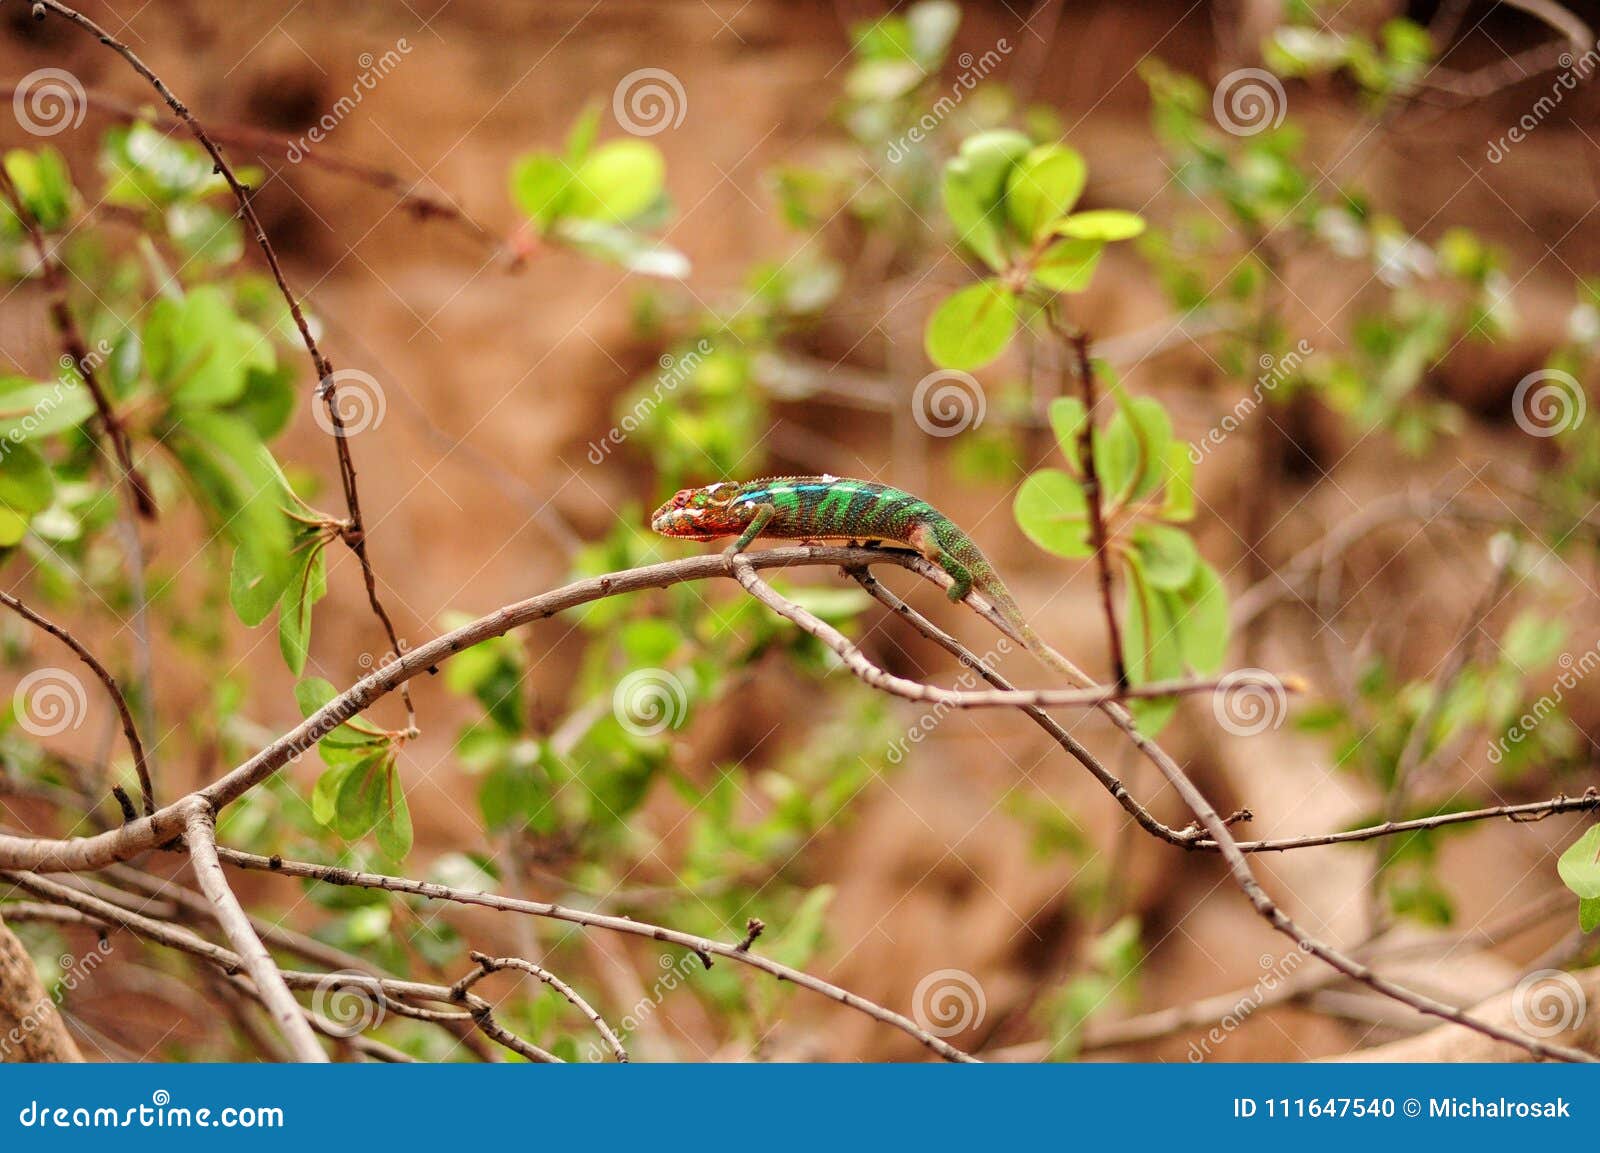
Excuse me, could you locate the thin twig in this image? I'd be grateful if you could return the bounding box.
[1065,328,1127,688]
[0,589,154,815]
[0,164,155,517]
[455,952,628,1062]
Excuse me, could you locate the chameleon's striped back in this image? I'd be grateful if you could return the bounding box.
[732,476,1001,593]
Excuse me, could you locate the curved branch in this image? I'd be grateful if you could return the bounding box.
[0,589,154,815]
[455,952,628,1063]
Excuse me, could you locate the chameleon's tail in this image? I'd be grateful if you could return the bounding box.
[973,576,1095,690]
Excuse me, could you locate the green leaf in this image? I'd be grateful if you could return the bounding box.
[1557,824,1600,899]
[1161,444,1196,522]
[229,545,280,627]
[564,103,602,164]
[1174,559,1229,674]
[375,762,412,860]
[924,280,1017,370]
[941,166,1006,272]
[553,218,689,279]
[1053,209,1146,241]
[277,535,327,675]
[565,139,664,224]
[1130,523,1198,591]
[166,201,243,267]
[1122,568,1183,734]
[1119,395,1174,500]
[1581,896,1600,934]
[906,0,960,65]
[295,677,338,718]
[0,376,96,440]
[0,507,29,547]
[0,441,55,518]
[3,148,74,230]
[144,286,275,407]
[510,152,572,227]
[1031,238,1103,293]
[334,750,392,840]
[1014,468,1090,558]
[949,130,1031,206]
[311,762,353,827]
[1005,144,1087,240]
[224,364,297,440]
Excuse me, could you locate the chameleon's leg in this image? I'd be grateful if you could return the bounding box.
[724,503,775,558]
[908,523,972,602]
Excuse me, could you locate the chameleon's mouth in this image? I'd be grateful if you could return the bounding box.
[650,504,712,537]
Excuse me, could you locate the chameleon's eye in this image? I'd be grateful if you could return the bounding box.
[670,489,694,509]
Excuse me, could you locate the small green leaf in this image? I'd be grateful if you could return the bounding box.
[1557,824,1600,899]
[1174,559,1229,674]
[1031,237,1103,293]
[1161,444,1196,522]
[1119,396,1174,500]
[510,152,572,227]
[1053,209,1146,241]
[941,166,1006,271]
[0,376,96,439]
[565,139,664,224]
[334,750,392,840]
[1014,468,1090,557]
[0,440,55,517]
[4,147,74,230]
[295,677,338,718]
[277,536,327,675]
[1130,523,1198,591]
[924,280,1017,370]
[1005,144,1087,240]
[375,762,412,860]
[311,762,353,827]
[229,546,279,627]
[1581,896,1600,934]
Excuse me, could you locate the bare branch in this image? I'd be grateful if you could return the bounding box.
[182,802,325,1062]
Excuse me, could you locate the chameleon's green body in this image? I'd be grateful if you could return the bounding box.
[650,475,1034,647]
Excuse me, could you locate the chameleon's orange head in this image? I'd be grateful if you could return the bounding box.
[649,482,752,540]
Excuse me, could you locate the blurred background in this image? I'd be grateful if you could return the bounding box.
[2,0,1599,1062]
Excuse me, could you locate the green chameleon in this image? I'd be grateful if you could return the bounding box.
[650,475,1084,683]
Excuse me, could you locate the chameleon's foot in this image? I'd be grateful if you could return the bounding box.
[946,582,969,603]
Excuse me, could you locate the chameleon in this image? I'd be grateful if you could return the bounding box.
[650,475,1086,684]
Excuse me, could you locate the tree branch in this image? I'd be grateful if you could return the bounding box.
[454,952,628,1063]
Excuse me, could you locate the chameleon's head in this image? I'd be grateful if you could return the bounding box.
[649,482,753,541]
